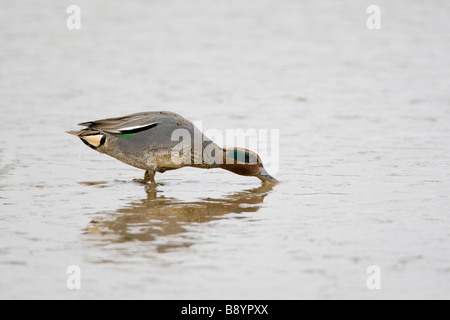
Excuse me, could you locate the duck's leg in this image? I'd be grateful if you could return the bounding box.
[143,170,156,184]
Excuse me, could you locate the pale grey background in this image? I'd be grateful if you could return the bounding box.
[1,0,449,299]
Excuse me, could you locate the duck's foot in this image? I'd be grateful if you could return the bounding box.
[132,170,156,185]
[132,178,153,185]
[143,170,156,184]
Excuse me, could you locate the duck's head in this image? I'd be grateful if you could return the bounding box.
[221,147,279,183]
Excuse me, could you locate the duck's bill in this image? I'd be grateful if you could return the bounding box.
[257,168,279,183]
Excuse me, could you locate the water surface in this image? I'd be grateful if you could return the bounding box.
[1,0,450,299]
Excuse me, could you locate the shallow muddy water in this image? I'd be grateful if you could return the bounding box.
[1,0,450,299]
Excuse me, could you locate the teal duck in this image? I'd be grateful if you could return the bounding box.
[67,111,278,183]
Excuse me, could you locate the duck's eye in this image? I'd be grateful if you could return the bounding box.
[230,149,257,164]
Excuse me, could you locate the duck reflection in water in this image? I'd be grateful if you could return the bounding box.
[86,182,275,252]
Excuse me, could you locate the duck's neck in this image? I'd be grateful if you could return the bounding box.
[189,144,226,169]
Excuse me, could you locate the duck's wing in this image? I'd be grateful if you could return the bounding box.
[77,112,160,135]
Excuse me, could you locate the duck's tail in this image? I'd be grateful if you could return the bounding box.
[66,129,106,150]
[66,130,80,136]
